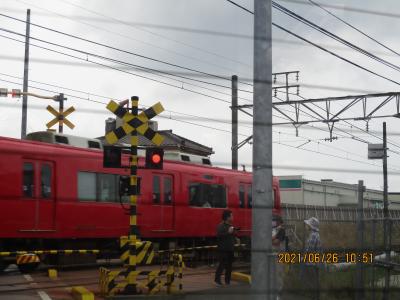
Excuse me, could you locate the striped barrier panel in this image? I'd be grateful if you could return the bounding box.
[0,249,100,257]
[99,253,183,296]
[16,254,40,265]
[120,238,154,266]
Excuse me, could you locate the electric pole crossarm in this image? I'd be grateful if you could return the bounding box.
[272,92,400,106]
[238,107,253,117]
[301,103,325,119]
[232,135,253,150]
[272,114,397,126]
[273,106,296,123]
[366,95,394,118]
[328,97,363,121]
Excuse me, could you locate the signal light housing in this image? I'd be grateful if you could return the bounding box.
[103,145,122,168]
[0,88,8,97]
[145,148,164,169]
[11,89,21,98]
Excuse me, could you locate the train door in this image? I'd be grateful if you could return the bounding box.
[152,174,174,231]
[21,160,55,231]
[37,162,55,230]
[20,160,37,230]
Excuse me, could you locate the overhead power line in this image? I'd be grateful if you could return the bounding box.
[280,0,400,20]
[225,0,400,88]
[4,3,400,59]
[273,2,400,74]
[0,33,234,104]
[14,0,252,74]
[0,12,254,89]
[306,0,400,58]
[272,23,400,86]
[56,0,253,70]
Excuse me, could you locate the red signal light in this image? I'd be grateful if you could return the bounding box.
[145,148,164,169]
[152,154,161,164]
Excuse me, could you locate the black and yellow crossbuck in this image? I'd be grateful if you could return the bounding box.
[104,96,165,295]
[46,105,75,130]
[105,100,164,146]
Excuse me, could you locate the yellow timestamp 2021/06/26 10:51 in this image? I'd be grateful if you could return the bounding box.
[277,252,374,264]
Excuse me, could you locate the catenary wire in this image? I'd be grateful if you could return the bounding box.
[225,0,400,87]
[273,2,400,74]
[0,25,253,96]
[0,12,254,89]
[306,0,400,58]
[0,22,395,96]
[56,0,253,71]
[280,0,400,20]
[0,33,234,104]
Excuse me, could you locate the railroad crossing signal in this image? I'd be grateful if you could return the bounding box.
[104,96,165,295]
[105,100,164,146]
[46,105,75,130]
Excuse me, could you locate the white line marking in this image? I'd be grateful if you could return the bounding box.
[37,290,52,300]
[23,274,33,282]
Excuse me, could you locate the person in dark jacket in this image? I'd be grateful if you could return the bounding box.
[214,210,236,286]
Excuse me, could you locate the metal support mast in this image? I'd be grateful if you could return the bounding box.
[232,75,238,170]
[383,122,390,300]
[21,9,30,139]
[252,0,273,299]
[356,180,364,300]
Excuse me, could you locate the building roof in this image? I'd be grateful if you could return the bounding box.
[98,129,213,157]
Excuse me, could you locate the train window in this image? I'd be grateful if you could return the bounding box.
[188,183,226,208]
[98,173,118,202]
[88,141,101,149]
[23,162,35,198]
[55,135,68,144]
[181,155,190,162]
[202,158,211,165]
[189,183,202,207]
[153,176,161,204]
[164,177,172,205]
[247,185,252,208]
[239,185,245,208]
[41,164,52,199]
[78,172,96,201]
[208,184,226,208]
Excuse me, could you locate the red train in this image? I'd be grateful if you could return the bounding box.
[0,133,281,269]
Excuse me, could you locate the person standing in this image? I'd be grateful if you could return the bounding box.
[272,214,286,300]
[303,217,322,299]
[215,210,236,286]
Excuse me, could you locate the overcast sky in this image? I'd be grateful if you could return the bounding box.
[1,0,400,191]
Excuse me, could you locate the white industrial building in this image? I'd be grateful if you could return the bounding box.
[279,175,400,210]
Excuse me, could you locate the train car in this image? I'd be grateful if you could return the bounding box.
[0,133,281,270]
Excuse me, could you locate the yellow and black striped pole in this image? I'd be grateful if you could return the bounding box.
[104,95,165,295]
[126,95,139,294]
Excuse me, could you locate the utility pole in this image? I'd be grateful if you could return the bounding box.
[232,75,238,170]
[58,93,64,133]
[252,0,273,299]
[356,180,364,300]
[21,9,30,139]
[383,121,390,300]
